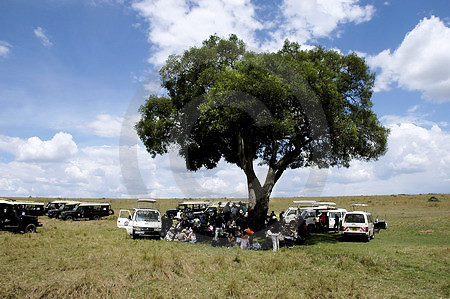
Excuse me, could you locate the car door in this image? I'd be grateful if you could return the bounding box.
[117,210,132,228]
[329,212,336,228]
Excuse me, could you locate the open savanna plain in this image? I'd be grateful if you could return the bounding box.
[1,194,449,298]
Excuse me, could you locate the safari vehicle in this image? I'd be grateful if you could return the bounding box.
[60,202,113,221]
[117,199,162,239]
[283,207,316,229]
[47,201,80,218]
[283,201,317,226]
[342,209,375,241]
[321,208,347,230]
[14,200,45,216]
[45,200,75,214]
[203,201,248,216]
[165,201,210,219]
[284,201,338,229]
[0,199,42,233]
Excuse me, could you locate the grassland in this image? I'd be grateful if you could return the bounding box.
[1,194,449,298]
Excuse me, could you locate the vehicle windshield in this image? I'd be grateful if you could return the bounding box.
[345,214,365,223]
[135,210,160,222]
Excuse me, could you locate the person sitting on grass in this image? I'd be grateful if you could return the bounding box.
[187,229,197,243]
[164,227,175,241]
[240,231,250,250]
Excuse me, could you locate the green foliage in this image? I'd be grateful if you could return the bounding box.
[136,35,389,224]
[137,35,388,173]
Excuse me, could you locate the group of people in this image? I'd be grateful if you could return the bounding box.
[162,203,307,252]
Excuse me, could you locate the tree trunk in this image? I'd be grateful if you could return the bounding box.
[246,167,279,231]
[237,133,282,231]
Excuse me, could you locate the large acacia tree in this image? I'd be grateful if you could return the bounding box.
[136,35,389,229]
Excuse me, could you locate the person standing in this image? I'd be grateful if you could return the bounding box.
[266,223,281,252]
[334,213,340,232]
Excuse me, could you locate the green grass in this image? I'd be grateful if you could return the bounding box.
[1,194,449,298]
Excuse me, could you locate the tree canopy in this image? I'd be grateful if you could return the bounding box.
[136,34,389,228]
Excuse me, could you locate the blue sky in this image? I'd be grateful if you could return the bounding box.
[0,0,449,198]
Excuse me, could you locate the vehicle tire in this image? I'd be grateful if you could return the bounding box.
[93,215,100,220]
[289,220,296,227]
[25,224,37,233]
[365,234,370,242]
[132,231,137,240]
[65,216,73,221]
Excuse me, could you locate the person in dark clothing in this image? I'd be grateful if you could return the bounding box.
[223,202,231,222]
[161,214,172,234]
[334,213,340,232]
[279,211,285,224]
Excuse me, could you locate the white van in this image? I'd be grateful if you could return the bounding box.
[283,207,316,229]
[117,199,162,239]
[342,211,375,241]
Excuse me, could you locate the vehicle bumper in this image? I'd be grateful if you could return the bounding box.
[343,232,368,237]
[133,228,161,237]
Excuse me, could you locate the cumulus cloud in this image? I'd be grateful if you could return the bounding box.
[375,122,450,178]
[87,114,123,138]
[34,27,53,47]
[1,116,449,198]
[132,0,263,65]
[368,16,450,103]
[0,132,78,163]
[132,0,375,64]
[276,0,374,42]
[17,132,78,162]
[85,113,141,139]
[0,41,12,57]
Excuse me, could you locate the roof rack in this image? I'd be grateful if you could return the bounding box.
[137,199,158,209]
[351,203,368,211]
[137,199,156,203]
[314,202,336,206]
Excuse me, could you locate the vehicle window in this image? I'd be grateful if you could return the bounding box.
[287,209,296,216]
[135,210,160,222]
[345,214,365,223]
[119,211,131,218]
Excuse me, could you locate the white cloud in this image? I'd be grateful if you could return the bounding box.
[5,132,79,162]
[132,0,263,65]
[281,0,374,38]
[262,0,375,51]
[87,114,123,138]
[0,41,12,57]
[85,113,141,139]
[368,16,450,103]
[0,135,24,155]
[375,122,449,177]
[132,0,375,65]
[34,27,53,47]
[1,116,449,198]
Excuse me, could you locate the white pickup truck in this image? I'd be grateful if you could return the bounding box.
[117,199,162,239]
